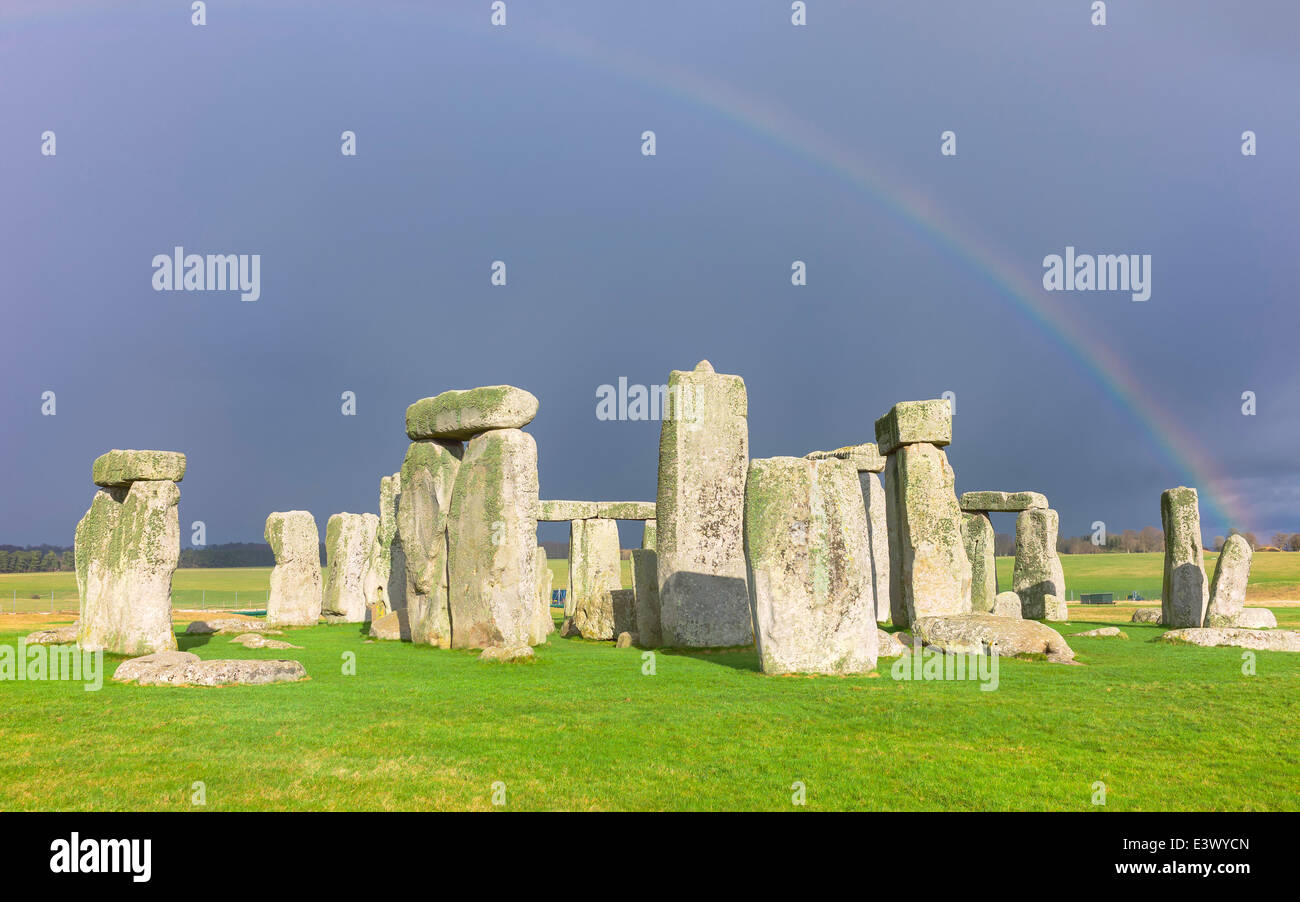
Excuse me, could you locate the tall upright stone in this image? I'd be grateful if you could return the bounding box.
[1161,486,1209,629]
[376,472,406,612]
[962,511,997,613]
[641,519,657,551]
[1012,508,1066,620]
[631,548,661,647]
[656,360,752,647]
[567,517,622,639]
[447,428,539,648]
[265,511,322,627]
[744,457,878,675]
[531,545,555,644]
[322,513,380,622]
[398,439,462,647]
[806,444,890,623]
[76,454,184,656]
[876,402,970,627]
[1206,534,1252,626]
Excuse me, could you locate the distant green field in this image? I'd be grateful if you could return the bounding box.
[4,552,1293,614]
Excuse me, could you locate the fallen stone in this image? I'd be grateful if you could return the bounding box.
[229,633,303,649]
[447,428,539,648]
[369,609,411,641]
[322,512,380,623]
[186,618,283,636]
[406,386,539,440]
[910,613,1076,663]
[399,439,463,648]
[874,400,952,456]
[656,360,753,647]
[959,491,1048,512]
[744,456,877,674]
[1159,627,1300,652]
[882,441,971,626]
[25,624,80,645]
[961,511,997,613]
[1012,508,1066,620]
[1130,609,1163,624]
[114,651,308,686]
[877,629,908,657]
[76,479,180,656]
[992,591,1022,619]
[265,511,323,627]
[478,644,534,662]
[615,631,638,648]
[1206,533,1251,625]
[1207,608,1277,629]
[559,617,581,638]
[1160,486,1209,629]
[1071,626,1127,639]
[91,449,186,487]
[631,548,662,647]
[804,442,886,473]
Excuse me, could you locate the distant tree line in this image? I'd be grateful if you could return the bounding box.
[993,527,1300,556]
[0,542,326,572]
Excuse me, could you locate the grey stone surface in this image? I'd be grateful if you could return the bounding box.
[530,546,555,645]
[377,472,406,613]
[1012,508,1066,620]
[959,491,1048,512]
[567,518,621,622]
[1207,534,1251,625]
[656,361,753,647]
[992,591,1022,619]
[744,456,878,675]
[1207,608,1277,629]
[631,548,662,648]
[1130,608,1163,624]
[75,479,180,656]
[25,624,79,645]
[265,511,322,627]
[1071,626,1127,639]
[877,629,908,657]
[447,428,539,648]
[961,511,997,613]
[405,385,539,440]
[479,644,535,662]
[92,449,186,487]
[229,633,302,649]
[114,651,308,686]
[874,400,952,456]
[321,512,380,623]
[537,500,656,521]
[911,613,1076,663]
[882,442,971,627]
[1159,627,1300,652]
[1160,487,1209,629]
[861,471,891,624]
[641,519,657,551]
[804,442,886,473]
[185,617,282,635]
[1043,594,1069,622]
[369,609,411,641]
[399,439,463,647]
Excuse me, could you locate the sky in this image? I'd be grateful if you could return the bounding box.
[2,0,1298,549]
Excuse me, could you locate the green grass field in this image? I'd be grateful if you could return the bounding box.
[3,553,1297,811]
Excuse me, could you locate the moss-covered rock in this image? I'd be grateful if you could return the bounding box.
[91,449,186,487]
[805,443,885,474]
[398,439,462,647]
[1207,533,1251,623]
[958,491,1048,512]
[874,401,951,456]
[961,511,997,613]
[405,386,539,440]
[641,519,657,551]
[530,546,555,645]
[1160,486,1208,628]
[566,517,621,637]
[1012,508,1066,620]
[265,511,322,627]
[321,512,379,622]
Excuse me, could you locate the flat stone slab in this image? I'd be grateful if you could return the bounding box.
[369,609,411,641]
[1159,627,1300,652]
[910,613,1076,663]
[25,625,80,645]
[229,633,303,649]
[1207,608,1277,629]
[1131,609,1163,624]
[874,400,951,456]
[804,443,886,473]
[479,644,534,662]
[186,618,283,636]
[114,651,308,686]
[406,386,539,440]
[92,450,186,486]
[1071,627,1128,639]
[959,491,1048,512]
[538,500,656,521]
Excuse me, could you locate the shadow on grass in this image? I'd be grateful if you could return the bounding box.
[177,633,211,651]
[656,645,761,673]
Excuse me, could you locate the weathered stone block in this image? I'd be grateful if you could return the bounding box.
[744,457,877,675]
[641,519,657,551]
[567,517,621,620]
[961,511,997,613]
[631,548,661,647]
[531,545,555,645]
[92,449,186,487]
[1207,533,1251,625]
[398,439,462,647]
[405,386,539,440]
[265,511,322,627]
[1012,508,1066,620]
[322,513,380,622]
[656,360,752,647]
[1160,487,1208,629]
[959,491,1048,512]
[874,401,952,456]
[805,442,886,473]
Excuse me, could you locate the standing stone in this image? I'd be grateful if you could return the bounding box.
[571,572,619,640]
[631,548,661,647]
[531,546,555,644]
[880,439,971,627]
[611,589,637,637]
[1206,534,1252,626]
[743,457,878,675]
[265,511,322,627]
[377,472,406,612]
[993,591,1022,618]
[1161,487,1209,629]
[641,519,657,551]
[961,511,997,613]
[76,477,181,655]
[656,360,752,647]
[322,513,380,622]
[1012,508,1066,620]
[447,428,539,648]
[399,439,462,647]
[861,471,891,623]
[567,518,621,621]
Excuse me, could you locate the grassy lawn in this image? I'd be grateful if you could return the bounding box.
[2,605,1297,811]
